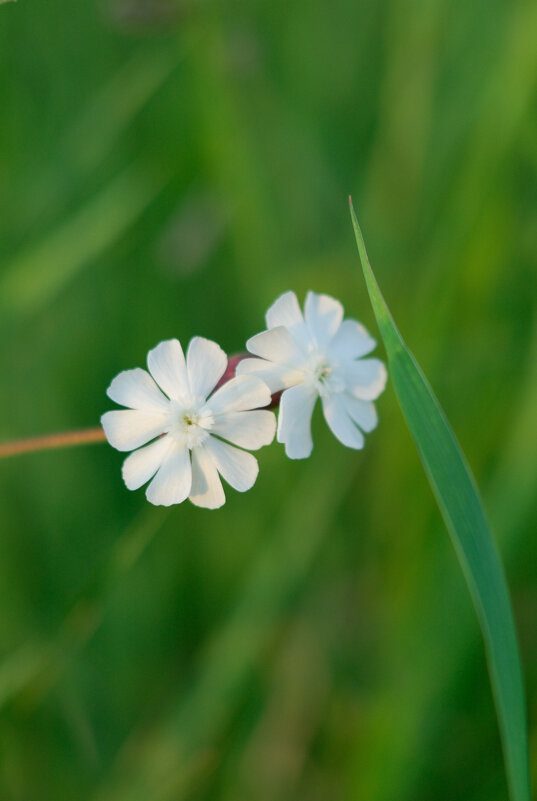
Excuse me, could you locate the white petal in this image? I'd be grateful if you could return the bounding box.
[145,443,192,506]
[304,291,344,346]
[277,382,317,459]
[208,375,271,414]
[342,394,378,432]
[189,445,225,509]
[246,326,306,368]
[186,337,227,401]
[212,410,276,449]
[106,368,170,412]
[147,339,190,401]
[344,358,387,400]
[121,435,172,490]
[205,437,259,492]
[236,358,304,393]
[265,291,304,329]
[101,410,167,452]
[329,319,376,360]
[322,394,365,450]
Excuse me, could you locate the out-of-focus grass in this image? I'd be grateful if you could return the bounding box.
[0,1,536,800]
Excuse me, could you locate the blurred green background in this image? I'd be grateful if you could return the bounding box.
[1,0,536,799]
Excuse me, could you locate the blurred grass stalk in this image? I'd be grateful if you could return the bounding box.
[350,200,531,801]
[0,163,165,319]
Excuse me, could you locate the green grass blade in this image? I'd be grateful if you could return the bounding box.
[349,199,530,801]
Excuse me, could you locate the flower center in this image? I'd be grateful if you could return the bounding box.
[313,364,333,397]
[168,404,214,448]
[315,364,332,382]
[307,353,345,397]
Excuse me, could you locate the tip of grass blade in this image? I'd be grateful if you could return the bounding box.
[348,197,400,351]
[348,197,377,289]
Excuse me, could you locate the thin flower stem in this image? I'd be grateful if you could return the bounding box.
[0,427,106,459]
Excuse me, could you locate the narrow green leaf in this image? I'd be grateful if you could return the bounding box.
[349,199,530,801]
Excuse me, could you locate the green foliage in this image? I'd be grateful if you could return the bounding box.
[1,1,537,800]
[350,202,530,801]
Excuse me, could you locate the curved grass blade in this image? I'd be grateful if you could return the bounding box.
[349,199,530,801]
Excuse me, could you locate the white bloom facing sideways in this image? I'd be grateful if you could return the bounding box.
[237,291,387,459]
[101,338,276,508]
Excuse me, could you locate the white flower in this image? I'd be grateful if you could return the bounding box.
[101,338,276,508]
[237,291,387,459]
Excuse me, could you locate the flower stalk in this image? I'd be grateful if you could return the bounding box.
[0,427,106,459]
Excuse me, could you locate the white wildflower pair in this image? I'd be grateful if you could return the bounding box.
[102,291,387,508]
